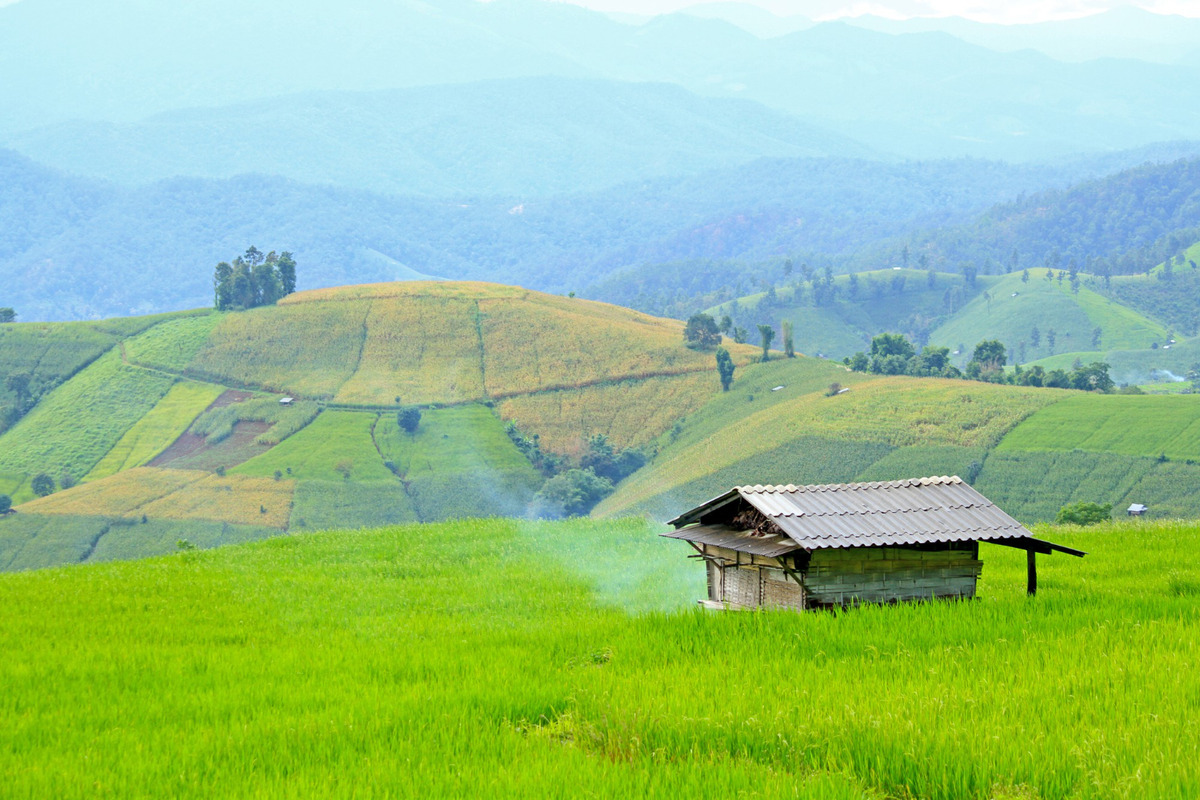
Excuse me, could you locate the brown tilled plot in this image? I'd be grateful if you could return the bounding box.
[148,390,272,470]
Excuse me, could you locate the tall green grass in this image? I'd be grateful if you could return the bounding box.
[0,517,1195,798]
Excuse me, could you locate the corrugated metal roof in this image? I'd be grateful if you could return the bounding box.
[668,476,1038,551]
[661,525,801,557]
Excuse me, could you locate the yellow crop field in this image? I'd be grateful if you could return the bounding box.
[188,302,370,398]
[20,468,204,518]
[85,381,225,480]
[19,467,294,528]
[284,282,758,409]
[333,295,486,405]
[137,473,293,528]
[498,371,717,454]
[479,293,758,397]
[604,378,1066,513]
[280,280,529,305]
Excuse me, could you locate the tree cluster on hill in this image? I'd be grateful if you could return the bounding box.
[213,247,296,311]
[845,334,1114,391]
[506,425,646,518]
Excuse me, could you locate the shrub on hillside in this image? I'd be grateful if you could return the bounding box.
[30,473,55,497]
[0,494,11,514]
[532,468,614,518]
[1055,501,1113,526]
[683,313,721,350]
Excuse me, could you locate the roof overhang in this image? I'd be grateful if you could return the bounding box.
[665,478,1086,557]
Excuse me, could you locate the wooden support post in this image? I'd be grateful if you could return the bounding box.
[1027,549,1037,596]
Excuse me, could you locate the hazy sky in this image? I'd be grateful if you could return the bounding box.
[0,0,1196,22]
[561,0,1200,23]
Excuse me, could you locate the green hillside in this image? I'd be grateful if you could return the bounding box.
[709,268,980,361]
[0,282,759,570]
[1,516,1196,797]
[9,278,1200,573]
[930,270,1166,366]
[599,358,1200,525]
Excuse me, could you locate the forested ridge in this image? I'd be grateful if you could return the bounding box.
[7,146,1200,322]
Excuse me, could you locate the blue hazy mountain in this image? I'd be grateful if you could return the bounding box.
[3,79,878,197]
[6,143,1200,321]
[3,0,1200,161]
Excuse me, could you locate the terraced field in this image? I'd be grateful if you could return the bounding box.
[85,381,226,480]
[374,405,541,520]
[232,410,394,484]
[0,351,178,500]
[19,467,295,528]
[188,300,370,397]
[333,294,485,405]
[0,513,278,571]
[9,277,1200,573]
[996,394,1200,459]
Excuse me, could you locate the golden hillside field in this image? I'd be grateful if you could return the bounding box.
[497,371,718,453]
[333,295,486,405]
[20,467,295,528]
[188,301,370,398]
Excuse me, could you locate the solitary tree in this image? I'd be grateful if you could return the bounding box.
[276,251,297,295]
[715,346,735,391]
[1091,327,1102,348]
[1030,325,1041,348]
[757,324,775,362]
[0,494,11,514]
[1047,328,1057,352]
[0,308,15,323]
[398,407,421,434]
[30,473,55,497]
[782,320,795,358]
[683,313,722,349]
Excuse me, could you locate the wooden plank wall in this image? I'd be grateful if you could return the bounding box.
[701,545,805,610]
[803,545,981,607]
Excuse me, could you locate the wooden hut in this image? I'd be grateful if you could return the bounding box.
[664,476,1084,610]
[1127,503,1148,517]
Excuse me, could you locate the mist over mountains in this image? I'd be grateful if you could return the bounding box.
[5,79,875,197]
[3,0,1200,160]
[4,0,1200,321]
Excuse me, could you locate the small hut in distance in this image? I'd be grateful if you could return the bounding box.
[664,476,1084,611]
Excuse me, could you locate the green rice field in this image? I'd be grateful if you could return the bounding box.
[0,516,1196,798]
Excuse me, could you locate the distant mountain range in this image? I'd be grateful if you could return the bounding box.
[3,0,1200,160]
[3,79,876,197]
[6,143,1200,321]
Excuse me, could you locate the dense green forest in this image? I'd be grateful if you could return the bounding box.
[7,146,1200,322]
[592,157,1200,320]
